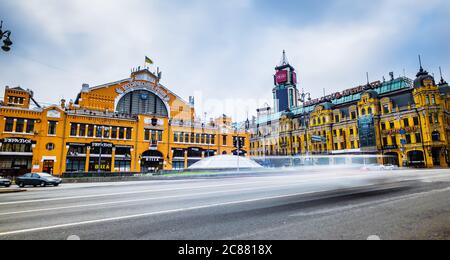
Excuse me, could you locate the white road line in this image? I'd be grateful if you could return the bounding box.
[0,189,327,237]
[0,179,296,206]
[289,187,450,218]
[0,173,374,206]
[0,181,312,216]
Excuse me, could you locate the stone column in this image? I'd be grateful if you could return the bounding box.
[85,147,91,173]
[111,147,116,173]
[184,150,188,169]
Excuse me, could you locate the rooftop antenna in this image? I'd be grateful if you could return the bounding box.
[419,55,423,70]
[366,72,370,85]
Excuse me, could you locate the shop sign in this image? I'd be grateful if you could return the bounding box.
[1,138,34,144]
[116,81,170,102]
[382,126,419,136]
[91,142,114,148]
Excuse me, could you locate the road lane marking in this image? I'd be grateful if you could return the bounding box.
[0,181,315,216]
[0,189,331,237]
[289,187,450,218]
[0,173,379,206]
[1,176,449,237]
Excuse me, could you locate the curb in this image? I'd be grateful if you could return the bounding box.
[0,189,27,194]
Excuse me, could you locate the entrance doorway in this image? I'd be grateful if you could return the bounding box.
[431,148,441,167]
[384,152,399,166]
[141,150,164,173]
[408,150,425,168]
[43,160,55,174]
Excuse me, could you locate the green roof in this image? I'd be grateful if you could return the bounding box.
[256,77,413,125]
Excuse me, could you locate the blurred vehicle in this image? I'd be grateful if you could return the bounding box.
[0,177,12,188]
[381,164,398,171]
[16,173,62,187]
[361,164,398,171]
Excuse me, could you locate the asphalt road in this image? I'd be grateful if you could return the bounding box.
[1,168,450,240]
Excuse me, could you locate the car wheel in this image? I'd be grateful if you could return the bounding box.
[54,184,59,187]
[6,184,11,188]
[18,182,25,188]
[40,182,46,187]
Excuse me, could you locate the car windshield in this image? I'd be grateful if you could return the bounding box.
[37,173,53,178]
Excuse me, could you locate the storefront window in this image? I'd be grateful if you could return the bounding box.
[89,158,112,172]
[66,158,86,172]
[67,145,87,156]
[114,161,131,172]
[0,143,32,153]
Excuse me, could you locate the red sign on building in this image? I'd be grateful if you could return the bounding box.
[292,72,297,84]
[275,70,288,84]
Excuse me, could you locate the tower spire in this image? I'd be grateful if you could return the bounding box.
[279,50,289,66]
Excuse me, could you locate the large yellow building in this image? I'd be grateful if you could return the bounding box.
[250,55,450,168]
[0,68,250,176]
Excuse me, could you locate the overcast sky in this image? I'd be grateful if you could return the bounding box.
[1,0,449,121]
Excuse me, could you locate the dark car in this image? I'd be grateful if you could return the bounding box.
[16,173,62,188]
[0,177,12,188]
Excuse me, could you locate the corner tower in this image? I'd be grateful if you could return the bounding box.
[273,50,299,113]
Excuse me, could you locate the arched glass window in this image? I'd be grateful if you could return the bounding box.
[368,107,373,115]
[117,90,168,117]
[361,108,366,115]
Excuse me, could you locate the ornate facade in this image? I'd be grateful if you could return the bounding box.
[250,54,450,168]
[0,68,249,176]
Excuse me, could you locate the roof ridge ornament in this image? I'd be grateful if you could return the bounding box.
[439,66,448,86]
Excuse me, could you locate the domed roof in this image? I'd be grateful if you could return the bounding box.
[362,90,379,99]
[414,67,435,88]
[188,155,263,170]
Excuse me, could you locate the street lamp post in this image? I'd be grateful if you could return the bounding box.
[299,91,311,156]
[0,21,13,52]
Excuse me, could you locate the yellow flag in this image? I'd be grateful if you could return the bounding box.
[145,56,154,65]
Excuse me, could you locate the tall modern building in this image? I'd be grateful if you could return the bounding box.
[250,53,450,168]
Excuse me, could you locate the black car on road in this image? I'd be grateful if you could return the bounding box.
[0,177,12,188]
[16,173,62,187]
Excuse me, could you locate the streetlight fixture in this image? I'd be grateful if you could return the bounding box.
[299,91,311,156]
[0,21,13,52]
